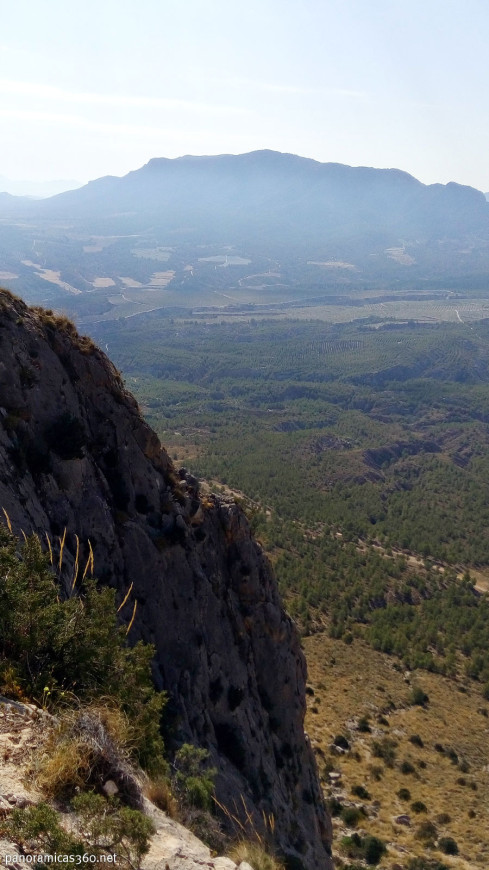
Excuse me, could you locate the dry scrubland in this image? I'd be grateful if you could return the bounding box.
[304,634,489,869]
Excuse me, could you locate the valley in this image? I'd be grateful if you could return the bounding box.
[87,311,489,868]
[3,151,489,867]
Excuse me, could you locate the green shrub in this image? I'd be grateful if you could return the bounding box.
[341,806,362,827]
[1,795,156,866]
[371,737,397,767]
[341,833,362,858]
[409,734,424,748]
[327,797,343,816]
[72,792,154,864]
[400,760,416,775]
[351,784,370,800]
[341,832,386,866]
[438,836,459,855]
[410,686,429,706]
[0,528,166,774]
[411,801,427,814]
[172,743,217,811]
[415,819,437,843]
[363,835,387,865]
[0,803,84,856]
[397,787,411,801]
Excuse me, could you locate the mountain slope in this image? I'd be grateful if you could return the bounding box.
[0,288,332,870]
[41,149,489,242]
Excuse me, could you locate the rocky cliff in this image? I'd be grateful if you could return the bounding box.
[0,289,332,869]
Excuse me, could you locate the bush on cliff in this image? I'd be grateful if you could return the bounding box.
[1,795,154,867]
[0,525,166,773]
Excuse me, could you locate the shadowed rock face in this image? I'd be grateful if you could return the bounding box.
[0,289,332,870]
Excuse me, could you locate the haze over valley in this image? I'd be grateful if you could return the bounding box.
[2,150,489,329]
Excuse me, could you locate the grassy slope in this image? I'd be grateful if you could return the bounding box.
[304,634,489,869]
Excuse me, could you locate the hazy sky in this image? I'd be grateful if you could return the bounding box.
[1,0,488,190]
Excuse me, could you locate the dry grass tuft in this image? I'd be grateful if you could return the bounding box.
[228,841,285,870]
[214,794,283,870]
[145,777,178,818]
[31,704,145,807]
[35,731,94,796]
[31,306,97,354]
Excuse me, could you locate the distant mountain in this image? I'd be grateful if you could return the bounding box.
[0,174,83,198]
[0,191,22,204]
[2,150,489,315]
[41,150,489,243]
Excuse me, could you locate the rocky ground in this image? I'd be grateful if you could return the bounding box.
[0,696,256,869]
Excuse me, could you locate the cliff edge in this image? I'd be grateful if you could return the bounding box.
[0,289,332,869]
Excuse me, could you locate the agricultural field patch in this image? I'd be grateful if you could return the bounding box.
[92,276,116,287]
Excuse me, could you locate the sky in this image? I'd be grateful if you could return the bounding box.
[1,0,489,191]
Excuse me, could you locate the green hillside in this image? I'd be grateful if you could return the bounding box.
[93,314,489,692]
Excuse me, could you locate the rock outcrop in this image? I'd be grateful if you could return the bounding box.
[0,290,332,869]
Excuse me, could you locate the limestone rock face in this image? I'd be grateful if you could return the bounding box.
[0,290,332,869]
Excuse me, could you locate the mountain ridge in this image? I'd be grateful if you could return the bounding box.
[43,148,486,210]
